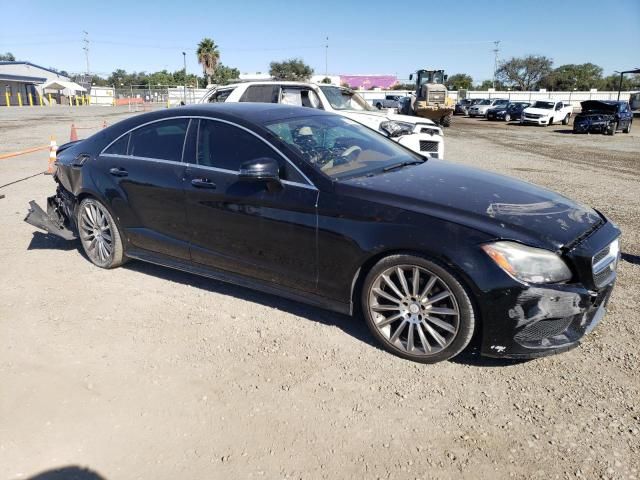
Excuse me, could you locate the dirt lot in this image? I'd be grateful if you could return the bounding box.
[1,108,639,480]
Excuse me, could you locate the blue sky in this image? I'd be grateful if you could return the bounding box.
[2,0,639,82]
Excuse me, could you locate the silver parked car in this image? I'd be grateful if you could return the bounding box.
[468,99,509,118]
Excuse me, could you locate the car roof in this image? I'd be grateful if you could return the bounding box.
[216,80,330,89]
[172,102,333,123]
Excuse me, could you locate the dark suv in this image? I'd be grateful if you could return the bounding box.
[573,100,633,135]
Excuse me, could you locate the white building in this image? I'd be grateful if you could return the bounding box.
[0,61,85,105]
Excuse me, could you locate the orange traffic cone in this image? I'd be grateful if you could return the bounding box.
[70,123,78,142]
[46,136,57,175]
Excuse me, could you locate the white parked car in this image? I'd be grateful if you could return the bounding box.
[521,100,573,126]
[198,82,444,159]
[467,98,509,117]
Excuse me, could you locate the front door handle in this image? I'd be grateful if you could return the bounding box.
[109,167,128,177]
[191,178,217,189]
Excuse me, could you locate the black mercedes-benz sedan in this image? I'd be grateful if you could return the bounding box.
[25,103,621,363]
[486,101,531,121]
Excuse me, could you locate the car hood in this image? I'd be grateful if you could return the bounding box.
[579,100,618,115]
[523,107,554,115]
[339,110,436,128]
[338,160,602,250]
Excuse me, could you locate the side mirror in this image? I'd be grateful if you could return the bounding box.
[444,75,448,81]
[409,74,413,81]
[239,157,280,182]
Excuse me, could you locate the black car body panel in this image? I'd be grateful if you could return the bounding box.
[573,100,633,133]
[28,103,621,360]
[486,102,531,121]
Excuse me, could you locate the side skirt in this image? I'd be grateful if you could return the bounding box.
[126,248,353,316]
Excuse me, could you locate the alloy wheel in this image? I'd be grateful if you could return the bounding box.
[79,201,114,264]
[368,265,460,356]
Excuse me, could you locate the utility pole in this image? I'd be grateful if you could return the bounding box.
[82,31,90,75]
[182,52,187,105]
[325,36,328,77]
[492,40,500,89]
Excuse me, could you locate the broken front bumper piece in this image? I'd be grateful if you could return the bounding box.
[24,196,77,241]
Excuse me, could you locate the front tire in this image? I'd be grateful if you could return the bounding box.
[77,198,125,269]
[440,114,452,127]
[607,121,617,135]
[361,254,476,364]
[562,114,570,125]
[504,113,511,122]
[623,121,631,134]
[376,103,382,110]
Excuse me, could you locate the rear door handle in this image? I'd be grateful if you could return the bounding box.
[109,167,128,177]
[191,178,216,189]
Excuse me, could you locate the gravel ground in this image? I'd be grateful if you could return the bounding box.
[1,108,638,480]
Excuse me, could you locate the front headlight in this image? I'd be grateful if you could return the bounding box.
[380,121,415,137]
[481,241,572,284]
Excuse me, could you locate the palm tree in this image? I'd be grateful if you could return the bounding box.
[196,38,220,86]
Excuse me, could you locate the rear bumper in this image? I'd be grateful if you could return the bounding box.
[24,187,78,240]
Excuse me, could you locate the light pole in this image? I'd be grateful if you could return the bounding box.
[182,52,187,105]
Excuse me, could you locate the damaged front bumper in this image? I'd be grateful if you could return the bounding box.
[479,220,620,360]
[481,281,614,359]
[24,187,77,240]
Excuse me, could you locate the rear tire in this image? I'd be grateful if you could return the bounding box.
[440,114,452,127]
[623,121,632,134]
[376,103,382,110]
[562,114,570,125]
[504,113,511,122]
[77,198,125,269]
[361,254,476,364]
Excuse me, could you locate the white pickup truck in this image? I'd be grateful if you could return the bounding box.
[198,82,444,159]
[521,100,573,126]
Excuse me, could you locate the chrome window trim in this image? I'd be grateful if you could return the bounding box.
[100,153,184,166]
[100,115,317,190]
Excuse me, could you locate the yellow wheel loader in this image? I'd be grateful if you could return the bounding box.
[409,69,454,127]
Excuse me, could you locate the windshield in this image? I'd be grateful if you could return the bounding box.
[265,115,422,180]
[494,100,509,106]
[479,99,491,105]
[319,86,375,111]
[532,101,554,109]
[418,71,445,85]
[508,103,528,111]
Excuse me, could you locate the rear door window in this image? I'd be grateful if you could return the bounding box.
[208,88,235,103]
[104,133,130,155]
[128,118,189,161]
[239,85,280,103]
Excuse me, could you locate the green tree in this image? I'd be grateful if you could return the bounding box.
[269,58,313,81]
[320,77,332,84]
[600,73,640,91]
[390,83,415,91]
[497,55,553,90]
[445,73,473,90]
[0,52,15,61]
[211,64,240,85]
[475,79,500,90]
[541,63,603,90]
[196,38,220,86]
